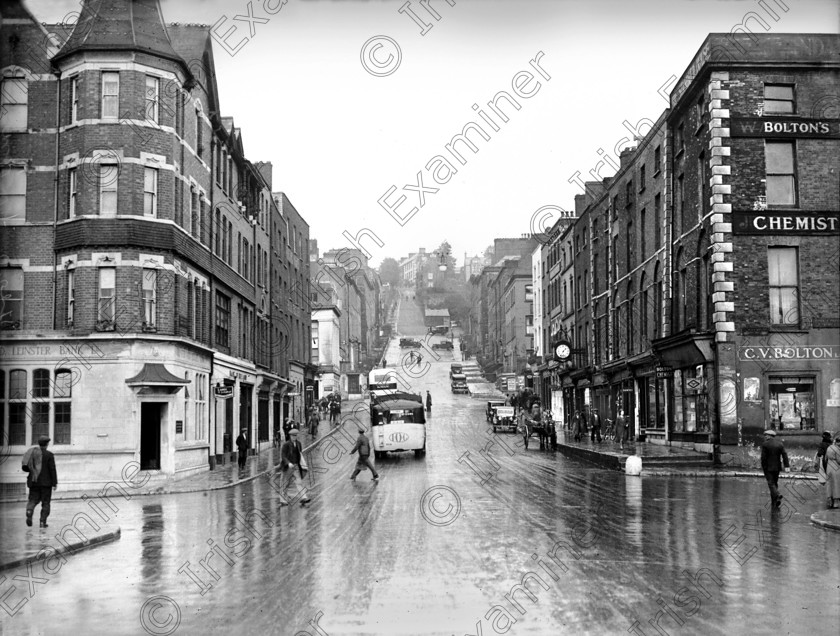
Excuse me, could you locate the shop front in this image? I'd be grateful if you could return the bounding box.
[637,363,669,443]
[212,352,258,466]
[0,336,211,492]
[731,339,840,445]
[653,332,715,452]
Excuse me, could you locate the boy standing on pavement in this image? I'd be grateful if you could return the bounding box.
[349,428,379,481]
[22,435,58,528]
[760,429,790,508]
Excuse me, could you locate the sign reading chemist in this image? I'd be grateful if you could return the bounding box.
[732,212,839,235]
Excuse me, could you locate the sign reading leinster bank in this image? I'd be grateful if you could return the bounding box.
[732,212,840,235]
[730,118,840,138]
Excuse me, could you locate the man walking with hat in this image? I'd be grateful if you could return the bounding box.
[349,428,379,481]
[760,429,789,509]
[236,427,249,470]
[278,429,311,504]
[22,434,58,528]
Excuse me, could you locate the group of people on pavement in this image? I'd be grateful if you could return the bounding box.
[760,428,840,510]
[570,407,631,450]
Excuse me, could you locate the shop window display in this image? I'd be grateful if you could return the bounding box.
[769,378,815,431]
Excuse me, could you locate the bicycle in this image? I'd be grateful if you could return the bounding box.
[603,418,616,442]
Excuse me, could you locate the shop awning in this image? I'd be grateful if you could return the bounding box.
[652,333,714,368]
[125,363,189,393]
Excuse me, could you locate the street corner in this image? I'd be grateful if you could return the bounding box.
[0,521,121,574]
[810,508,840,532]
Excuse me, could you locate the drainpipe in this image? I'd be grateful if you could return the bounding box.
[51,69,62,330]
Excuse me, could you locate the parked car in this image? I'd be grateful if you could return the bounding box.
[491,406,517,434]
[429,325,449,335]
[432,340,454,350]
[449,363,463,379]
[399,338,421,348]
[486,399,507,422]
[450,374,469,394]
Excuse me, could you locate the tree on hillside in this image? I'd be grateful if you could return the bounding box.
[378,257,400,287]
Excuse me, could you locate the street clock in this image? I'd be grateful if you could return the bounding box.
[554,341,571,361]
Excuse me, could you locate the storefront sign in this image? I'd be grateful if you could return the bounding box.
[655,366,673,379]
[214,385,233,398]
[685,378,703,391]
[739,345,840,361]
[730,118,840,138]
[732,212,840,235]
[827,399,840,407]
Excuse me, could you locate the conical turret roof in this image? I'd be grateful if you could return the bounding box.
[53,0,187,70]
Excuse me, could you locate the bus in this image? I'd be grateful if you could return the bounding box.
[368,368,401,403]
[369,392,426,458]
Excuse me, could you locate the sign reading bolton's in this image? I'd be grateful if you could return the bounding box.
[732,212,840,235]
[730,118,840,138]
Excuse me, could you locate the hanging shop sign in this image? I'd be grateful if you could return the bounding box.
[732,212,840,235]
[655,366,674,379]
[214,385,233,398]
[730,118,840,138]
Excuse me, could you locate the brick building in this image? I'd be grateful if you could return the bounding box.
[0,0,311,491]
[535,33,838,462]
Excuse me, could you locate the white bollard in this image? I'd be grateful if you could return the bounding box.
[625,455,643,476]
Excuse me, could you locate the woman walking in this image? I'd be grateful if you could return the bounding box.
[825,433,840,509]
[815,431,832,485]
[615,409,628,452]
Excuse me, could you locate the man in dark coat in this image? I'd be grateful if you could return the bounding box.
[589,407,602,443]
[349,428,379,481]
[22,435,58,528]
[426,390,432,414]
[279,429,310,504]
[236,428,249,469]
[760,429,790,508]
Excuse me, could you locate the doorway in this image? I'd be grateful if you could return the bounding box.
[140,403,162,470]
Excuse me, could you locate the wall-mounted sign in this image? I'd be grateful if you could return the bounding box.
[655,366,673,379]
[739,345,839,361]
[214,385,233,398]
[176,420,183,434]
[732,212,839,235]
[730,118,840,138]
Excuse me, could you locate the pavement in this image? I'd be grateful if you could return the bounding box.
[810,506,840,531]
[0,404,364,571]
[553,429,823,480]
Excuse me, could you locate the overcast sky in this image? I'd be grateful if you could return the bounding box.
[25,0,840,266]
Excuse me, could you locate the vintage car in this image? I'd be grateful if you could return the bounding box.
[491,405,517,434]
[429,325,449,335]
[431,340,454,350]
[449,363,463,379]
[450,373,469,394]
[485,399,507,422]
[399,338,421,348]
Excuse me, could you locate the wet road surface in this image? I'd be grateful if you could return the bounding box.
[1,299,838,636]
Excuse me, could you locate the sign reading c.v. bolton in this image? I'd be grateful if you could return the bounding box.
[739,345,840,361]
[730,118,840,138]
[732,212,840,235]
